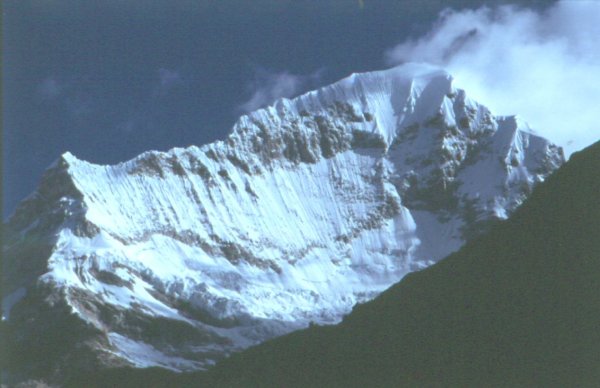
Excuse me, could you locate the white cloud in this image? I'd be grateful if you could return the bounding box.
[238,67,323,113]
[385,0,600,157]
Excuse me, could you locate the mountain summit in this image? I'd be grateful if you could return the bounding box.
[2,63,563,383]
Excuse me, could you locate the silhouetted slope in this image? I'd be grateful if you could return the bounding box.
[200,140,600,387]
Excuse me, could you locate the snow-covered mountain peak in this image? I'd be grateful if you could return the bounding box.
[3,64,564,378]
[231,63,457,150]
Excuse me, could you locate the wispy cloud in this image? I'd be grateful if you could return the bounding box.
[385,0,600,156]
[36,76,93,118]
[154,68,183,96]
[64,95,92,117]
[116,118,136,134]
[117,68,183,133]
[238,67,324,113]
[37,77,62,99]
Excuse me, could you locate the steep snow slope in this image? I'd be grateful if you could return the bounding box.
[2,63,563,379]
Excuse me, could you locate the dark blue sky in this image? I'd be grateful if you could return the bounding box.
[3,0,553,218]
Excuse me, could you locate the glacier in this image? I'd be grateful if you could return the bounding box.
[2,63,564,377]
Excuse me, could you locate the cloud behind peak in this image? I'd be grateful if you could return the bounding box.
[386,0,600,157]
[238,67,323,113]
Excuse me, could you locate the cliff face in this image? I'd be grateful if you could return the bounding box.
[2,64,563,382]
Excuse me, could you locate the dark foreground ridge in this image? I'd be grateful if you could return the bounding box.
[68,141,600,387]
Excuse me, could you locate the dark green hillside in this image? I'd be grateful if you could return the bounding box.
[68,141,600,387]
